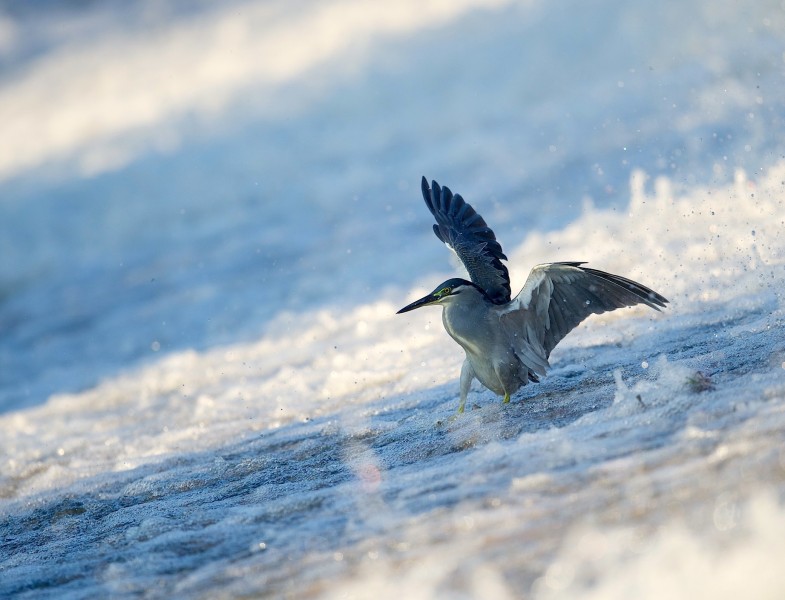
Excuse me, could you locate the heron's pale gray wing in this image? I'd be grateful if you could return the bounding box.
[421,177,511,304]
[503,262,668,358]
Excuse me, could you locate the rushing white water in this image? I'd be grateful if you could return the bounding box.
[2,1,785,598]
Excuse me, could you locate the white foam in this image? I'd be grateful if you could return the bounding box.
[533,493,785,600]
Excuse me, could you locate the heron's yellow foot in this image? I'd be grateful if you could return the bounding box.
[502,393,510,404]
[457,399,466,414]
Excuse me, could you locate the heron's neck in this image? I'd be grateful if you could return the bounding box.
[441,289,489,354]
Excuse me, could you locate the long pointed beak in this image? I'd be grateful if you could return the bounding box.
[396,293,440,314]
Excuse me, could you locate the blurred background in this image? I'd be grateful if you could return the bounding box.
[1,0,782,413]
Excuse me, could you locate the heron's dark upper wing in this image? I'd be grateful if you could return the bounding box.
[421,177,511,304]
[502,262,668,357]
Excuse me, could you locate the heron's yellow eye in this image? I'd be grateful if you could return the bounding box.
[437,287,451,298]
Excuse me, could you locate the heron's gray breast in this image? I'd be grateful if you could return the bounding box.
[441,302,493,356]
[442,301,520,395]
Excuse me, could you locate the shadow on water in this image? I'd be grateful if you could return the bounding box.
[0,424,353,596]
[0,331,623,593]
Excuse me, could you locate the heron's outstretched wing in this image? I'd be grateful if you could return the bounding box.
[501,262,668,358]
[421,177,511,304]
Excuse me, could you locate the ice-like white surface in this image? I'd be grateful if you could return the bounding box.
[2,0,785,598]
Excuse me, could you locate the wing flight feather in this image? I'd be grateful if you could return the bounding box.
[421,177,511,304]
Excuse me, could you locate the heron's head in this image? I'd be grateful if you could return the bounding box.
[396,278,478,313]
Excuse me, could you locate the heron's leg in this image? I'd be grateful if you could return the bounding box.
[502,392,510,404]
[458,359,475,414]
